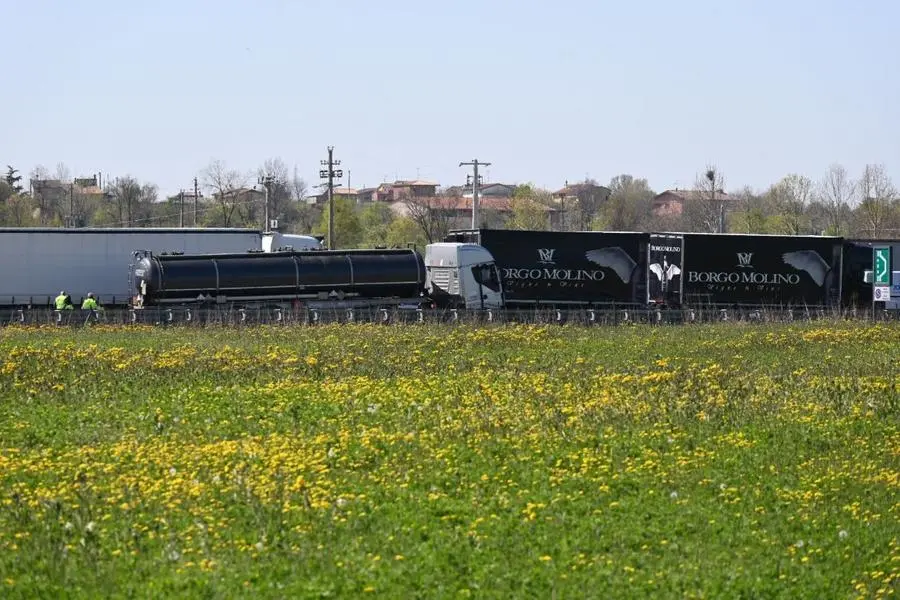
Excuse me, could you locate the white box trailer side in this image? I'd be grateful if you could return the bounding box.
[0,228,263,307]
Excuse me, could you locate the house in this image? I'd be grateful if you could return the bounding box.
[217,187,265,203]
[461,183,516,199]
[312,187,358,205]
[357,180,439,203]
[652,188,732,217]
[552,182,611,205]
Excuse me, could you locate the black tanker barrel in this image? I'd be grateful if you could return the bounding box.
[214,254,302,290]
[135,248,426,304]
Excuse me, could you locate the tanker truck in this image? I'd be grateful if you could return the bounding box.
[130,242,505,311]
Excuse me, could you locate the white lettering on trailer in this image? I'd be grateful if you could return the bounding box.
[502,268,607,282]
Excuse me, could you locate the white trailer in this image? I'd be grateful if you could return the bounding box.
[0,227,264,307]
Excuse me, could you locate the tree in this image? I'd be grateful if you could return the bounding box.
[201,159,247,227]
[404,192,456,243]
[856,164,895,238]
[386,216,428,250]
[290,166,309,203]
[317,197,362,248]
[818,164,855,236]
[507,184,551,230]
[766,174,813,235]
[682,165,727,233]
[106,176,157,227]
[252,157,293,231]
[596,174,654,231]
[728,185,769,233]
[359,202,396,246]
[28,164,57,225]
[4,166,23,194]
[2,191,35,226]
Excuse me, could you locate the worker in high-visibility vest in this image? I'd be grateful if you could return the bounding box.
[81,293,103,311]
[55,291,74,310]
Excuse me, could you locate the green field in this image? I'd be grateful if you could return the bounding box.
[0,322,897,599]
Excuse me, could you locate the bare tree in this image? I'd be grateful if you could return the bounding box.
[54,162,71,183]
[404,192,457,243]
[290,165,309,203]
[252,157,293,230]
[201,159,247,227]
[28,165,56,225]
[107,176,156,227]
[856,164,895,238]
[683,165,727,233]
[818,164,855,235]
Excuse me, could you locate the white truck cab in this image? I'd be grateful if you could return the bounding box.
[424,243,504,309]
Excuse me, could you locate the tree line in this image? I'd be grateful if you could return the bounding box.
[1,159,898,248]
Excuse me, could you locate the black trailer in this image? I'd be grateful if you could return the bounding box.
[667,233,844,308]
[446,229,649,307]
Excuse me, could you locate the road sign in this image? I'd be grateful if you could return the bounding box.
[873,247,892,303]
[874,247,891,285]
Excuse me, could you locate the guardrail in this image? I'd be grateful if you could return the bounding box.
[1,305,897,328]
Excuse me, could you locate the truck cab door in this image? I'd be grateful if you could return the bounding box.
[471,263,504,309]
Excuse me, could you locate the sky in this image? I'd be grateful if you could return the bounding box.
[3,0,898,199]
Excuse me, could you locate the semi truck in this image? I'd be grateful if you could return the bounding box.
[131,242,505,311]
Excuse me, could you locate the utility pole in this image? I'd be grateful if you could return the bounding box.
[459,159,490,229]
[193,177,199,226]
[179,189,185,227]
[258,174,276,232]
[69,179,75,228]
[319,146,343,249]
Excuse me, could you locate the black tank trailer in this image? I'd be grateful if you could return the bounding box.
[446,228,649,307]
[665,233,845,308]
[131,248,428,307]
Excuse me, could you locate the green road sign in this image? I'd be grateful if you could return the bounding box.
[874,247,891,285]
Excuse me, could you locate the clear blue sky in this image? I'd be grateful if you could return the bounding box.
[4,0,898,198]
